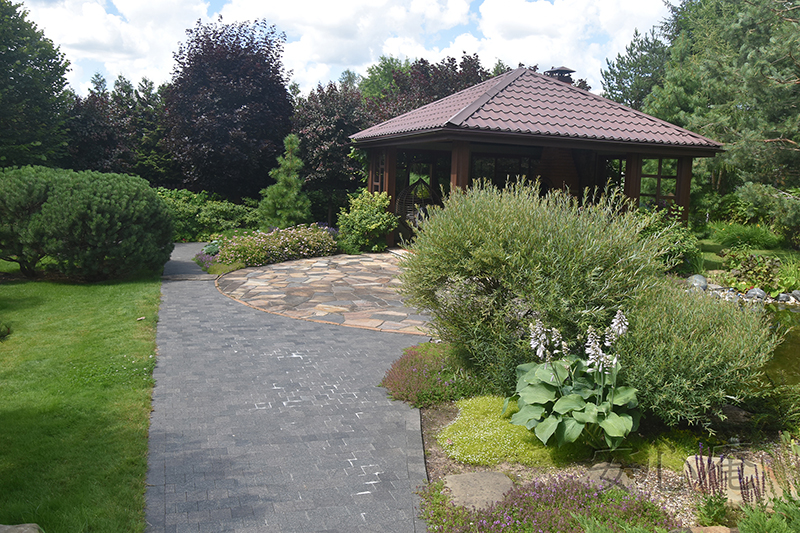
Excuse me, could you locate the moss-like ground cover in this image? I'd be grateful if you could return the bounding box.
[0,260,160,532]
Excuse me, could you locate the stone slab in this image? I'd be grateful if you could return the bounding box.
[444,472,513,511]
[0,525,43,533]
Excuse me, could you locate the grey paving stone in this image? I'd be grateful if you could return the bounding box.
[147,253,430,533]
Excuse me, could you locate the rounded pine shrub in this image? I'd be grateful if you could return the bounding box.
[39,170,174,280]
[398,181,671,393]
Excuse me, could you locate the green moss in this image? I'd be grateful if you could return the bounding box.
[437,396,591,466]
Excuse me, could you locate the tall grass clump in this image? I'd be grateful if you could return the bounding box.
[616,281,782,428]
[709,221,783,249]
[398,181,672,393]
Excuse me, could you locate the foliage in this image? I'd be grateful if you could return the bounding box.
[363,53,493,124]
[735,183,800,249]
[398,181,671,393]
[778,257,800,292]
[257,134,311,229]
[601,28,670,110]
[36,170,174,281]
[709,221,784,249]
[193,251,217,271]
[0,166,58,276]
[0,0,71,166]
[0,321,9,339]
[215,225,336,267]
[643,0,800,192]
[379,342,488,408]
[638,207,702,273]
[418,476,676,533]
[737,496,800,533]
[505,312,640,450]
[292,81,369,224]
[156,188,256,242]
[163,18,293,200]
[438,396,590,466]
[575,515,669,533]
[615,281,780,428]
[719,245,783,294]
[0,273,160,531]
[336,190,398,254]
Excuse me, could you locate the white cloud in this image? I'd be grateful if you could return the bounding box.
[20,0,670,96]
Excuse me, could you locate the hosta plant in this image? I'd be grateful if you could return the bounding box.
[504,311,640,450]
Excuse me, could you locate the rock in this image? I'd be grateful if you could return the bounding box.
[778,293,792,302]
[745,288,767,300]
[0,525,43,533]
[444,472,513,510]
[792,290,800,302]
[687,274,708,291]
[583,462,633,490]
[711,404,754,430]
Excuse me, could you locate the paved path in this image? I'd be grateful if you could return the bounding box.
[216,254,430,335]
[146,244,430,533]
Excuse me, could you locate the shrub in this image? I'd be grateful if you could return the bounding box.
[215,224,337,267]
[709,221,783,249]
[336,189,398,254]
[398,181,671,393]
[1,166,173,280]
[418,476,676,533]
[156,188,257,242]
[37,170,174,280]
[0,166,59,277]
[736,183,800,249]
[615,281,780,428]
[639,207,703,274]
[718,245,783,294]
[0,322,10,340]
[379,342,488,407]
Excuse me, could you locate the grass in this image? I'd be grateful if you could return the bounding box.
[0,260,160,532]
[699,239,800,274]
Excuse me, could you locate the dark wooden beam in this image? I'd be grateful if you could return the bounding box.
[450,141,471,189]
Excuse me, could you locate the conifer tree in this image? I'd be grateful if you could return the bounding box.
[257,134,311,229]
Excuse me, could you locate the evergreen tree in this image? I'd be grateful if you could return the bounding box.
[601,28,669,110]
[258,134,311,229]
[0,0,71,166]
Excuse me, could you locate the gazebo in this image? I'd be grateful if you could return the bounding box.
[350,67,722,228]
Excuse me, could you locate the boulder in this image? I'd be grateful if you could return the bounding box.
[687,274,708,291]
[745,288,767,300]
[792,290,800,302]
[583,462,633,490]
[778,293,792,302]
[444,472,513,510]
[0,526,43,533]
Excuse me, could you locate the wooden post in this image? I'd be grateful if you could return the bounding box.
[675,156,693,221]
[450,141,471,189]
[624,153,642,205]
[385,148,397,213]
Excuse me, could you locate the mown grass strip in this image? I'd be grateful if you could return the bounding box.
[0,261,160,532]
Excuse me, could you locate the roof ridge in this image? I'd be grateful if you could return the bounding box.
[446,68,528,127]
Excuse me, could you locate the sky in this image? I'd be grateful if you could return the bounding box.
[20,0,672,97]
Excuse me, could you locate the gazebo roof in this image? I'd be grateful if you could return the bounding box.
[351,68,722,153]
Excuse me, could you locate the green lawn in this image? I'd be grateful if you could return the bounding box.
[0,261,160,532]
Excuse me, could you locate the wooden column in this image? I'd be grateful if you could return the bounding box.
[385,148,397,213]
[624,153,642,205]
[675,156,693,221]
[450,141,471,190]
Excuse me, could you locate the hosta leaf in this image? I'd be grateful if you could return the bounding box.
[556,417,585,446]
[598,411,632,438]
[534,414,561,446]
[572,403,599,425]
[535,360,570,384]
[518,382,557,404]
[502,395,517,415]
[611,386,638,407]
[510,404,546,430]
[553,394,586,414]
[516,361,539,381]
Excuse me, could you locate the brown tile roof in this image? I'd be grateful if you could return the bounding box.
[351,68,722,150]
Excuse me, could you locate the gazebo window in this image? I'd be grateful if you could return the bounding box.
[371,151,386,193]
[640,158,677,210]
[471,153,541,188]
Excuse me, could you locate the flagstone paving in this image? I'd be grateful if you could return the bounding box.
[216,252,431,335]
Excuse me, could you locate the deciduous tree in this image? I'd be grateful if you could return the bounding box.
[164,18,293,200]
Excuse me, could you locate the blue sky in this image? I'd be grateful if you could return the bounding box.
[21,0,671,96]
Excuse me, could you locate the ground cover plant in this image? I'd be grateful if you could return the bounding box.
[215,224,337,267]
[418,475,677,533]
[0,260,159,532]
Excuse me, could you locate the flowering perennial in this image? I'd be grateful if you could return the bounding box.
[215,224,337,267]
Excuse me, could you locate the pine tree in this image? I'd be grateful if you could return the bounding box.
[257,134,311,229]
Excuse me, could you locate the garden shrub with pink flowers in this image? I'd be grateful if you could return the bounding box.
[215,225,337,267]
